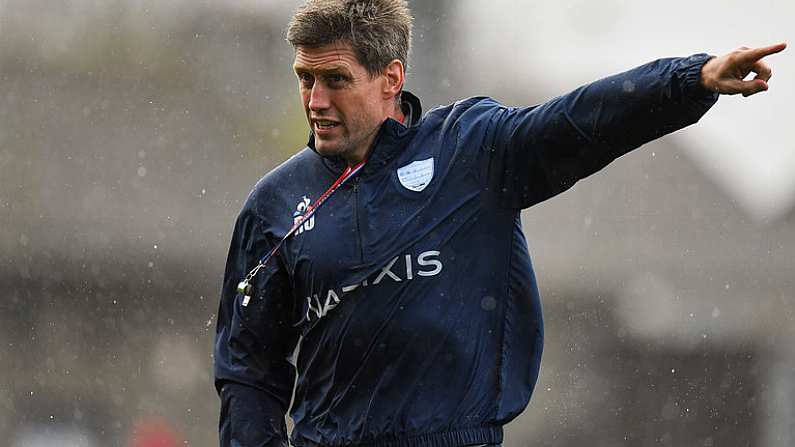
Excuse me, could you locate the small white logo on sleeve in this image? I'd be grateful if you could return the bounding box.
[397,157,434,192]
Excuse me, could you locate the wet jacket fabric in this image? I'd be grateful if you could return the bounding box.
[214,54,719,447]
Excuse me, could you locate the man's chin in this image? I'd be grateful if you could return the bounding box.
[313,142,344,158]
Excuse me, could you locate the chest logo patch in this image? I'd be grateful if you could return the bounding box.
[293,195,315,235]
[397,157,434,192]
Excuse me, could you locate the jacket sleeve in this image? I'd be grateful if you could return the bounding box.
[214,206,300,447]
[481,53,720,209]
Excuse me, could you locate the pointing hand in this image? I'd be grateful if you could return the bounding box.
[700,42,787,97]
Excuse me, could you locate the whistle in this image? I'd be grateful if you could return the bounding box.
[238,281,252,307]
[237,281,252,295]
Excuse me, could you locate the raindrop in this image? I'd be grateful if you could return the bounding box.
[480,296,496,311]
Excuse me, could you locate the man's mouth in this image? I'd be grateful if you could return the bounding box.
[314,120,339,131]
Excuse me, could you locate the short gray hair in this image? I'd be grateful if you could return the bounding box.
[286,0,413,77]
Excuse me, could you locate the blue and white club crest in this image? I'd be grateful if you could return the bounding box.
[397,157,434,192]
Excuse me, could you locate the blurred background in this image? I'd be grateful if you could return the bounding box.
[1,0,793,446]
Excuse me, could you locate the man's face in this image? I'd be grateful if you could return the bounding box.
[293,42,390,164]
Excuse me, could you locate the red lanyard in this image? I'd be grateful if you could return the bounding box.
[238,159,367,305]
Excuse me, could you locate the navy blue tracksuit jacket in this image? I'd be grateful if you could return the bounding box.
[214,54,719,447]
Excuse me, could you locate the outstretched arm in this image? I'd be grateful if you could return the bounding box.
[479,43,786,209]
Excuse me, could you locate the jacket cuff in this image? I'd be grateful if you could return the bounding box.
[677,53,720,101]
[219,381,290,447]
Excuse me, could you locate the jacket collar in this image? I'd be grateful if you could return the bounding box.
[308,90,422,175]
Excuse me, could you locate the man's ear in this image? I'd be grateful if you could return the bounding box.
[382,59,405,100]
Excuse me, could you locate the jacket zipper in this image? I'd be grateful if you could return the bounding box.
[352,177,364,263]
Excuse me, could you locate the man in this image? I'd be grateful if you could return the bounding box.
[213,1,786,446]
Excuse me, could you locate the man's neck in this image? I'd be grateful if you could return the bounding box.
[344,104,405,167]
[394,106,407,125]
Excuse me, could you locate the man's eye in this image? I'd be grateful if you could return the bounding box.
[327,74,347,86]
[298,73,314,85]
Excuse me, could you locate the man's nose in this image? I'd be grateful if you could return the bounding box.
[308,83,330,111]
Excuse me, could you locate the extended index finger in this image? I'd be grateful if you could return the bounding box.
[742,42,788,62]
